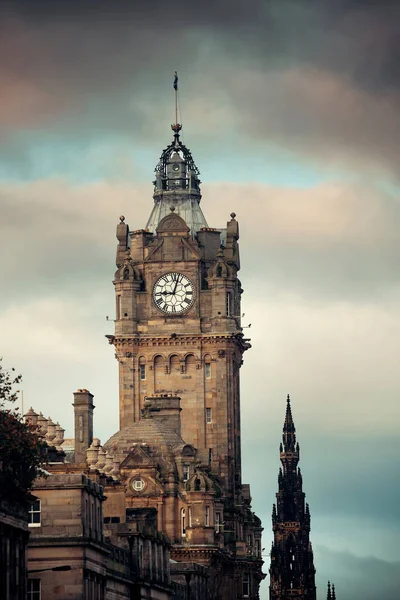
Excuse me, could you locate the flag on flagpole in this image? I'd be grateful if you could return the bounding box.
[173,71,178,90]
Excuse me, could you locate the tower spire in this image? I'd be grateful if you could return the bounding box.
[146,74,208,237]
[269,395,316,600]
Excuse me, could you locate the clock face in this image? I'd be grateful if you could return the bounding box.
[153,272,194,314]
[172,163,180,171]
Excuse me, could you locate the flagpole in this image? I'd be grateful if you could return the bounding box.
[174,71,178,126]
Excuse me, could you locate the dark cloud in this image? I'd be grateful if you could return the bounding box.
[0,0,398,176]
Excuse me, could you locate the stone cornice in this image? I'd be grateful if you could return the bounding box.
[107,333,251,353]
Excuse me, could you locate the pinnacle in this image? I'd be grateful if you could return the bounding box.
[282,393,296,452]
[327,581,331,600]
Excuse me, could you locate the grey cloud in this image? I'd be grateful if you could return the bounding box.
[314,547,400,600]
[2,180,399,308]
[202,182,400,300]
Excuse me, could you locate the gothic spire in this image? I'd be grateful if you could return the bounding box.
[327,582,332,600]
[146,73,208,237]
[269,395,316,600]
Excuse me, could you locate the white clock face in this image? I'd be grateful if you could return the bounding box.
[153,272,194,314]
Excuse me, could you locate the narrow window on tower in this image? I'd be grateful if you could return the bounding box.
[205,506,210,527]
[205,362,211,379]
[208,448,213,464]
[243,573,250,598]
[226,292,232,317]
[215,512,221,533]
[183,465,190,482]
[181,508,186,537]
[206,408,212,424]
[140,364,146,380]
[116,295,121,320]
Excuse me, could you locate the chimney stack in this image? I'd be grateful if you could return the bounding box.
[73,389,95,464]
[142,394,182,436]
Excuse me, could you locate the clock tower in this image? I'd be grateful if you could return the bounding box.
[106,120,263,598]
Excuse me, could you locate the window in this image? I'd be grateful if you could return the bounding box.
[28,579,41,600]
[208,448,213,464]
[226,292,232,317]
[247,534,252,547]
[132,478,145,491]
[183,465,190,482]
[181,508,186,537]
[243,573,250,598]
[255,539,261,557]
[205,362,211,378]
[139,364,146,380]
[205,506,210,527]
[206,408,212,424]
[215,512,221,533]
[29,500,41,527]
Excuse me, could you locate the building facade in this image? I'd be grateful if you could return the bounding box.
[0,495,32,600]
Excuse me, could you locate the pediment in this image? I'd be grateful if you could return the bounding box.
[157,213,189,235]
[120,446,155,469]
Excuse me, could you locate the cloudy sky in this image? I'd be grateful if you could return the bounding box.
[1,1,399,598]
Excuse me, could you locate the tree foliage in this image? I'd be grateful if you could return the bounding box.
[0,359,22,410]
[0,359,46,499]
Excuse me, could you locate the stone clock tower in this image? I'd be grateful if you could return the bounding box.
[106,122,264,599]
